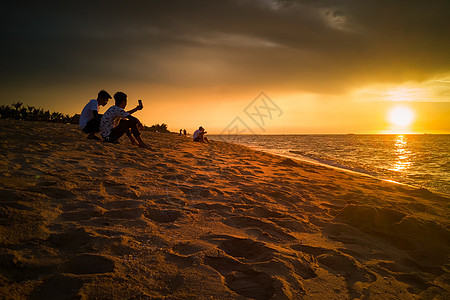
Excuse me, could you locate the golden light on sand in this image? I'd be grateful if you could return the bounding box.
[387,105,415,128]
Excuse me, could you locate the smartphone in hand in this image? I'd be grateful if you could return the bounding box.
[138,100,142,106]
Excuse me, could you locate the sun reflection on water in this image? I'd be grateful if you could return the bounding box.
[390,135,412,172]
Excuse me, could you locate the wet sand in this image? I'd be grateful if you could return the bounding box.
[0,119,449,299]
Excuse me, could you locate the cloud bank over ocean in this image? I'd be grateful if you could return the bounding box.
[2,0,450,94]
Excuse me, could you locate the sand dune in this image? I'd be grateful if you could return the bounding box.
[0,119,449,299]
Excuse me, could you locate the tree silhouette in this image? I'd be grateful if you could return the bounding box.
[12,102,23,111]
[144,123,171,133]
[0,103,172,132]
[0,102,78,124]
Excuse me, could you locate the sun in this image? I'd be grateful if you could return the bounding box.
[387,105,415,127]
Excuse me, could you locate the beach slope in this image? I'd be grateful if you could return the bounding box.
[0,120,449,299]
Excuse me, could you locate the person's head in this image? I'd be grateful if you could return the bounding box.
[199,126,204,132]
[97,90,111,106]
[114,92,127,108]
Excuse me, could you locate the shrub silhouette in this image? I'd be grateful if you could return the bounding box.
[143,123,170,133]
[0,102,78,124]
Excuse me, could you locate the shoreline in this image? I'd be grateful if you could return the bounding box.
[1,119,449,299]
[250,149,427,193]
[210,135,450,196]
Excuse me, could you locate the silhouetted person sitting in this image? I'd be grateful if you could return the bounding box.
[193,126,209,143]
[79,90,111,140]
[100,92,149,148]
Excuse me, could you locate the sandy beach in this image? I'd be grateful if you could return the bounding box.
[0,119,449,299]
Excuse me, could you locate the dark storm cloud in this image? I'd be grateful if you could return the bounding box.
[2,0,449,93]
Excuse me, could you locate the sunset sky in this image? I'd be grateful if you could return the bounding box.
[1,0,449,134]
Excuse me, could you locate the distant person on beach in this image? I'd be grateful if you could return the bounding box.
[100,92,149,148]
[79,90,111,140]
[193,126,209,143]
[183,129,187,136]
[179,129,182,136]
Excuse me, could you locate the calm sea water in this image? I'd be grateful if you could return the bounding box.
[210,134,450,195]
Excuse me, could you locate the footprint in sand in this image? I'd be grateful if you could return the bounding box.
[291,244,331,256]
[103,207,145,220]
[202,235,309,298]
[59,205,106,221]
[214,236,275,263]
[61,254,115,275]
[248,206,285,218]
[204,255,276,300]
[0,189,35,210]
[144,208,183,223]
[192,202,233,217]
[316,252,376,282]
[32,274,84,299]
[48,228,105,253]
[172,241,215,256]
[101,199,146,209]
[162,173,187,181]
[27,185,77,199]
[291,244,376,298]
[223,216,296,241]
[101,181,140,199]
[177,185,223,198]
[270,217,318,234]
[394,272,431,295]
[317,252,377,297]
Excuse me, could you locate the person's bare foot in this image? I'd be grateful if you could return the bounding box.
[87,134,100,140]
[138,143,152,150]
[135,136,150,149]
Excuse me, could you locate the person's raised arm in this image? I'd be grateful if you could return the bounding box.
[127,100,143,114]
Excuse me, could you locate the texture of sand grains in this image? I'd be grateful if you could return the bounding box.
[0,120,449,299]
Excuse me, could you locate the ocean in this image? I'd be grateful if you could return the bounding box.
[209,134,450,195]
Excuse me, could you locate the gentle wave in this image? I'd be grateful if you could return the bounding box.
[210,134,450,195]
[287,150,377,176]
